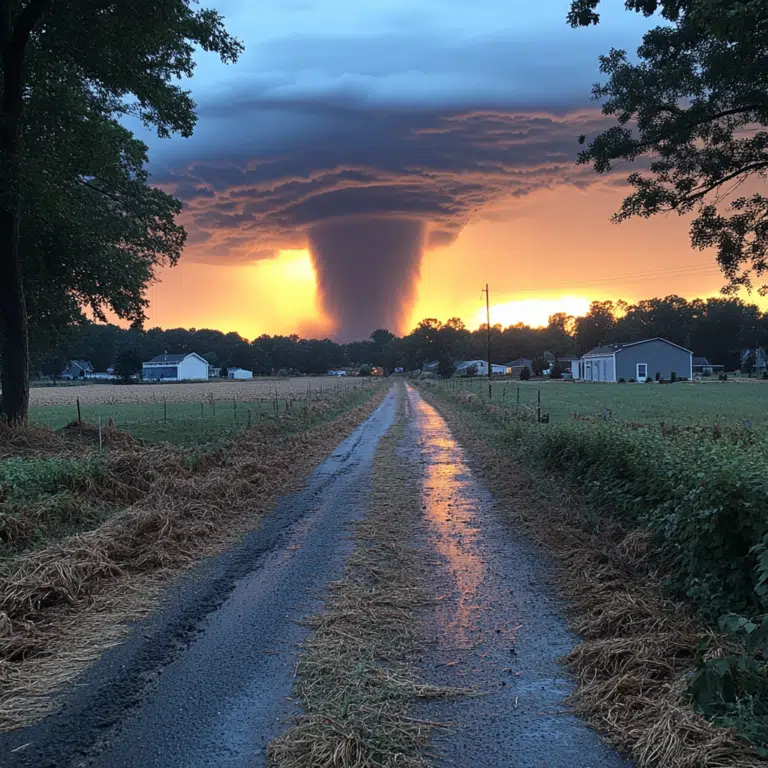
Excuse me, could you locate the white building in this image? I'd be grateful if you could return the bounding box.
[228,367,253,380]
[456,360,509,376]
[142,352,209,381]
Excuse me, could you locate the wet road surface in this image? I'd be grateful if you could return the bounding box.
[2,382,632,768]
[1,387,398,768]
[401,385,632,768]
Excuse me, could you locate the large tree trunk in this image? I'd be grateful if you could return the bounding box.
[0,0,51,424]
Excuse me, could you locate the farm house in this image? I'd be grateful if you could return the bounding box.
[142,352,209,381]
[573,338,693,382]
[228,367,253,380]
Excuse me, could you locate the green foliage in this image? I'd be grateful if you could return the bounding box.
[114,345,142,381]
[0,457,105,503]
[437,355,456,379]
[531,356,548,376]
[358,364,372,377]
[520,366,531,381]
[569,0,768,292]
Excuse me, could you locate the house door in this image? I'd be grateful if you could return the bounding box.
[636,363,648,382]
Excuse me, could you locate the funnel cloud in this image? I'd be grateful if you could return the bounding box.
[308,217,425,340]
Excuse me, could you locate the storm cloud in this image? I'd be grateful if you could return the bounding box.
[141,4,652,338]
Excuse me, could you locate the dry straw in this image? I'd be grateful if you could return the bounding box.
[269,399,462,768]
[0,387,386,731]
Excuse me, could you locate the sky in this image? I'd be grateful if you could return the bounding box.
[134,0,739,341]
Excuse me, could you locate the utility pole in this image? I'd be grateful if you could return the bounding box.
[482,283,492,399]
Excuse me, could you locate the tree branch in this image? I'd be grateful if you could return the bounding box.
[681,162,768,205]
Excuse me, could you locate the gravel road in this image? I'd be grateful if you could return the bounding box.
[400,385,632,768]
[2,382,632,767]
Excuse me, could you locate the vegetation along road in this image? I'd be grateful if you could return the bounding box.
[1,379,763,767]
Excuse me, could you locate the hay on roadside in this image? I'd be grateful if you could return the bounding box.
[0,388,387,731]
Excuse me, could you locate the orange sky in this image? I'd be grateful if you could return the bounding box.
[140,182,760,340]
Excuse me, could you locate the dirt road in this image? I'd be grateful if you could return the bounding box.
[1,383,631,767]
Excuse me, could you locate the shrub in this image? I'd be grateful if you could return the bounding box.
[655,371,661,381]
[520,366,531,381]
[629,378,636,383]
[645,376,653,383]
[763,371,768,380]
[671,371,677,383]
[617,377,626,383]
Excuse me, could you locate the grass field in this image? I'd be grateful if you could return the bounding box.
[442,378,768,425]
[28,376,377,443]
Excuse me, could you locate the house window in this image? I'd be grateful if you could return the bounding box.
[637,363,648,380]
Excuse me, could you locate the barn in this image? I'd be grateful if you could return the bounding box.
[142,353,209,381]
[573,339,692,382]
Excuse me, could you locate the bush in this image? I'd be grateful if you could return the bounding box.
[617,377,626,383]
[671,371,677,383]
[549,364,564,379]
[629,378,636,383]
[520,366,531,381]
[655,371,661,381]
[645,376,653,383]
[762,371,768,380]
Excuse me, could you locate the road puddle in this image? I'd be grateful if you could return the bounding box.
[415,395,486,648]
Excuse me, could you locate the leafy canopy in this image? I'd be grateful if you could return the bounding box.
[19,1,242,345]
[569,0,768,293]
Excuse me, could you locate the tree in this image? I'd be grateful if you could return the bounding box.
[520,366,531,381]
[464,362,478,378]
[437,355,456,379]
[532,356,549,376]
[226,342,253,371]
[574,301,616,354]
[569,0,768,294]
[0,2,242,424]
[114,346,142,382]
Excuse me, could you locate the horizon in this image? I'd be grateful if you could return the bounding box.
[123,0,760,341]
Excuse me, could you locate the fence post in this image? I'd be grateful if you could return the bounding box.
[200,402,204,431]
[516,386,520,419]
[247,408,252,429]
[233,397,237,422]
[536,389,541,424]
[163,397,167,422]
[76,397,81,424]
[98,415,103,451]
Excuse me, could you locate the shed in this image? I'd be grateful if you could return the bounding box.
[456,360,509,376]
[574,339,692,382]
[692,356,724,376]
[228,367,253,380]
[142,352,209,381]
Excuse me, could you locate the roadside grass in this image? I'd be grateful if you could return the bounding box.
[417,382,763,767]
[440,377,768,425]
[269,385,459,768]
[0,384,388,731]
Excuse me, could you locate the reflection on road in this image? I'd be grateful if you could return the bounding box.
[410,389,486,648]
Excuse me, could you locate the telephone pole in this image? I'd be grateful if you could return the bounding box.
[482,283,492,399]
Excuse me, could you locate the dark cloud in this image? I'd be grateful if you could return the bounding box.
[155,102,611,262]
[148,99,619,337]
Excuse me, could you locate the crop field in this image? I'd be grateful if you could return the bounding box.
[443,377,768,425]
[27,376,375,443]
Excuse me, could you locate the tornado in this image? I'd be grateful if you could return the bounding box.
[308,216,425,342]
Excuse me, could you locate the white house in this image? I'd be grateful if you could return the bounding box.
[142,352,209,381]
[456,360,509,376]
[228,367,253,380]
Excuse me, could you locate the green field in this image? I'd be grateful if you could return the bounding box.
[441,378,768,426]
[27,387,379,445]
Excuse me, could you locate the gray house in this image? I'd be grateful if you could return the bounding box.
[60,359,94,379]
[573,338,693,382]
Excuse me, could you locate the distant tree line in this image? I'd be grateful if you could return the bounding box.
[29,294,768,378]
